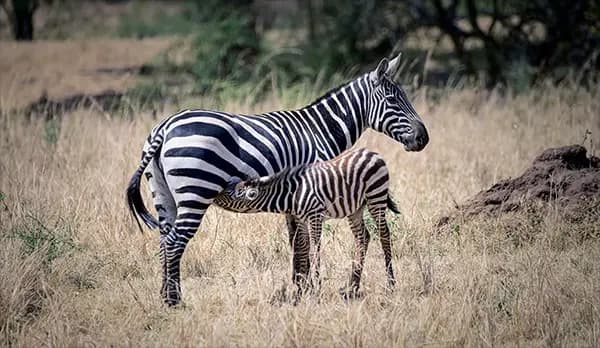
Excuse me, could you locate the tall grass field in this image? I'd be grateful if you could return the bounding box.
[1,63,599,346]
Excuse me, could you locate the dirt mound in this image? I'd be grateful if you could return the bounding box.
[440,145,600,224]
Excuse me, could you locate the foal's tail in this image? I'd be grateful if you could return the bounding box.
[386,195,401,215]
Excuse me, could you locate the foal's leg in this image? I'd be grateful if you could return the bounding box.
[367,201,396,290]
[306,214,323,292]
[288,219,311,300]
[342,209,370,299]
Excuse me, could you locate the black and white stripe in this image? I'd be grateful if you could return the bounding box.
[126,54,428,305]
[216,148,399,297]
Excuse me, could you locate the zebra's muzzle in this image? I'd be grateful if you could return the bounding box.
[402,121,429,152]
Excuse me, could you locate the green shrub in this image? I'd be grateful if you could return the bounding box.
[118,2,202,38]
[9,214,77,264]
[44,118,60,145]
[190,15,259,91]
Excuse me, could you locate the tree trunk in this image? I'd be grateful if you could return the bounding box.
[11,0,37,41]
[306,0,315,43]
[13,8,33,40]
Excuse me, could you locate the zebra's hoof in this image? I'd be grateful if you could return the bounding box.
[162,287,182,307]
[164,295,181,307]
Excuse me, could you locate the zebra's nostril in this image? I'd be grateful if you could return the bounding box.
[414,123,429,146]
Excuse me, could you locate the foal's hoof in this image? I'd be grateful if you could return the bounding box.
[339,287,363,301]
[269,285,293,306]
[385,283,396,294]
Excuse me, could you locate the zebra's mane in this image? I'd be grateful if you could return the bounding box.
[307,78,358,107]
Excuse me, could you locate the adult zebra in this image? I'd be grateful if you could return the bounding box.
[126,54,429,306]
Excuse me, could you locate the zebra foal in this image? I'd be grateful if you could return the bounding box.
[216,148,400,297]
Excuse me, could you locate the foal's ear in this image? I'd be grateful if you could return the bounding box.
[225,177,242,191]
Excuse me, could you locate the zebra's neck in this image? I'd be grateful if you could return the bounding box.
[295,75,371,159]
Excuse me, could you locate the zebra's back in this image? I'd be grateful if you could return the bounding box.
[300,148,390,218]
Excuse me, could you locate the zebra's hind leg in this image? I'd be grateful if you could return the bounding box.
[367,200,396,290]
[145,161,177,302]
[340,209,370,300]
[161,203,209,306]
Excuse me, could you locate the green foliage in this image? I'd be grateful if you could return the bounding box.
[44,118,60,145]
[506,56,537,94]
[117,0,599,101]
[450,223,461,236]
[190,15,259,91]
[118,0,355,99]
[9,214,77,264]
[118,2,203,38]
[363,212,377,236]
[124,83,171,111]
[322,222,333,237]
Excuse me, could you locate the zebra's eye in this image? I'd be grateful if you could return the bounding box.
[245,189,259,200]
[384,94,396,102]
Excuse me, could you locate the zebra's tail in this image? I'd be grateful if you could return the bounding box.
[387,195,401,215]
[126,133,164,232]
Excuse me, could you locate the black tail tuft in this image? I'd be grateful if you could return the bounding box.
[387,195,401,215]
[126,169,159,233]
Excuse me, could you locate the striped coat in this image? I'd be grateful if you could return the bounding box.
[216,148,399,297]
[126,54,428,305]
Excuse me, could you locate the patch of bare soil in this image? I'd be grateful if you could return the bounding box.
[438,145,600,225]
[0,38,172,109]
[22,90,124,119]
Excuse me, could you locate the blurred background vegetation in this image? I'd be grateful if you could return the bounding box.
[1,0,599,104]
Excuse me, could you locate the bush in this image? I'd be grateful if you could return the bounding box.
[9,213,77,264]
[118,2,203,38]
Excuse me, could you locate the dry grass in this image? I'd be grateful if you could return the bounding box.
[1,80,599,347]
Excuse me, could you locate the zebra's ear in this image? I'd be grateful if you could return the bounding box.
[370,57,389,85]
[385,53,402,79]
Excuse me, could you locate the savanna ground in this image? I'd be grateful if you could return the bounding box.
[1,3,600,347]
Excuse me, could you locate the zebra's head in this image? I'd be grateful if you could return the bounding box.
[366,54,429,152]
